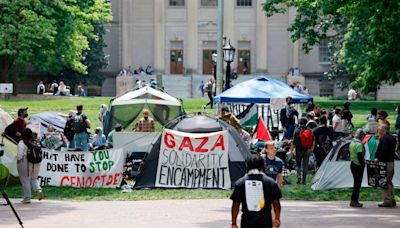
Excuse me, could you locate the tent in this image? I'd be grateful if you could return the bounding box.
[133,114,253,189]
[104,86,184,135]
[311,138,400,190]
[28,112,67,138]
[214,76,313,104]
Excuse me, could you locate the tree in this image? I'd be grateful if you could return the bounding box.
[263,0,400,93]
[0,0,112,84]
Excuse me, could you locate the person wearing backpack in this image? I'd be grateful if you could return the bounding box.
[291,118,314,184]
[72,105,91,151]
[16,128,43,204]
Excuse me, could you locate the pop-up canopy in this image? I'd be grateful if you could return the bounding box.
[214,76,313,104]
[104,86,184,135]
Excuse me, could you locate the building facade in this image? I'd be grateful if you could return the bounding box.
[104,0,331,77]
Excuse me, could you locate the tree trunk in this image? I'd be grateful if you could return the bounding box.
[0,56,10,82]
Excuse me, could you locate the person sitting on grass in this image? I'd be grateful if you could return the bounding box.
[89,127,106,151]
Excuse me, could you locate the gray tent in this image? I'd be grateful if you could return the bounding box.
[133,115,253,189]
[312,138,400,190]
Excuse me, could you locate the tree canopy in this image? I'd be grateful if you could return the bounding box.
[263,0,400,93]
[0,0,112,83]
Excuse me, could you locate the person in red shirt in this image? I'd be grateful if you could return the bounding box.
[13,107,28,141]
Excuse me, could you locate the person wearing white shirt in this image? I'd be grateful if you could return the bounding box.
[348,88,356,100]
[37,81,45,94]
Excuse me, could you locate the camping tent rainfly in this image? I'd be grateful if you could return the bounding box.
[134,115,252,189]
[104,86,185,135]
[312,138,400,190]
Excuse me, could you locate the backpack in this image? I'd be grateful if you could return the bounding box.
[27,142,43,164]
[72,114,86,133]
[299,128,313,149]
[205,82,212,92]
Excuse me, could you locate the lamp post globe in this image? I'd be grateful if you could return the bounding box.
[223,40,236,90]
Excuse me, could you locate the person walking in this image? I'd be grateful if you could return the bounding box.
[202,78,215,109]
[230,155,282,228]
[261,141,284,187]
[16,128,43,203]
[375,124,397,207]
[349,129,366,207]
[72,105,91,151]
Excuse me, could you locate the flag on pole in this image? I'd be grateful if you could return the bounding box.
[254,117,271,141]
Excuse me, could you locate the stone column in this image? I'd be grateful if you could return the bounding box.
[256,0,268,73]
[186,0,198,74]
[224,0,235,67]
[289,7,299,68]
[153,0,166,73]
[121,0,135,67]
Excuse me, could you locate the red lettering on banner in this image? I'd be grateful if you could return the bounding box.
[164,132,176,148]
[58,173,122,188]
[179,137,194,151]
[210,134,225,151]
[195,137,209,153]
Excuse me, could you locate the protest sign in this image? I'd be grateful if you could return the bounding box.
[156,129,231,189]
[38,148,125,188]
[366,160,387,188]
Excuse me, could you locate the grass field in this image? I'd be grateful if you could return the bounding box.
[1,96,399,201]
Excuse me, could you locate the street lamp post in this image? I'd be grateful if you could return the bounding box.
[212,53,217,82]
[223,40,236,91]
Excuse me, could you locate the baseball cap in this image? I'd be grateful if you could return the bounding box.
[17,107,28,116]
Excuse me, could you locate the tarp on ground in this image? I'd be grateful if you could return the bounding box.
[214,76,313,104]
[311,138,400,190]
[105,86,184,135]
[134,115,252,189]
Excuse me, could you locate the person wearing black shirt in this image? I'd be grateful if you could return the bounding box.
[313,116,334,168]
[262,141,284,186]
[230,155,282,228]
[375,124,397,207]
[280,96,298,140]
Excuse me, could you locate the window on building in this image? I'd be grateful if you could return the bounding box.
[320,83,334,97]
[201,0,217,7]
[169,0,184,7]
[236,0,252,7]
[318,39,332,63]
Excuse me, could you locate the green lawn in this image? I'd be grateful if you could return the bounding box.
[1,96,399,201]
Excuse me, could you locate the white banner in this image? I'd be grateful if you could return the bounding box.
[270,98,286,110]
[38,148,125,188]
[156,129,231,189]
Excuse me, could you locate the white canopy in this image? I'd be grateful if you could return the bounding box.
[112,86,181,106]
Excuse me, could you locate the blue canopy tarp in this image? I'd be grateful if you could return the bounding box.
[214,76,313,104]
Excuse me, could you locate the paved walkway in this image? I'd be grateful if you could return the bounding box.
[1,199,399,228]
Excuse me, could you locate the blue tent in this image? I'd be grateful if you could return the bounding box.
[214,76,313,104]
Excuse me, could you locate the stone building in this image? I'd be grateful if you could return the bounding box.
[103,0,347,97]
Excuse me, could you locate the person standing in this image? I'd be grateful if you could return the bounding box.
[72,105,91,151]
[377,110,390,130]
[365,108,378,134]
[349,129,366,207]
[313,116,334,168]
[134,109,155,132]
[230,155,282,228]
[51,80,58,95]
[10,107,29,142]
[280,96,298,140]
[199,81,205,97]
[374,124,397,207]
[64,111,76,149]
[98,104,108,130]
[262,141,284,187]
[291,117,313,184]
[16,128,43,203]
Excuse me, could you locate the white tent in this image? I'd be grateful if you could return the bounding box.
[312,138,400,190]
[104,86,184,135]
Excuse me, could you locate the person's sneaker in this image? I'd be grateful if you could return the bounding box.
[350,201,363,207]
[378,202,395,207]
[202,105,206,110]
[36,191,43,201]
[21,198,31,204]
